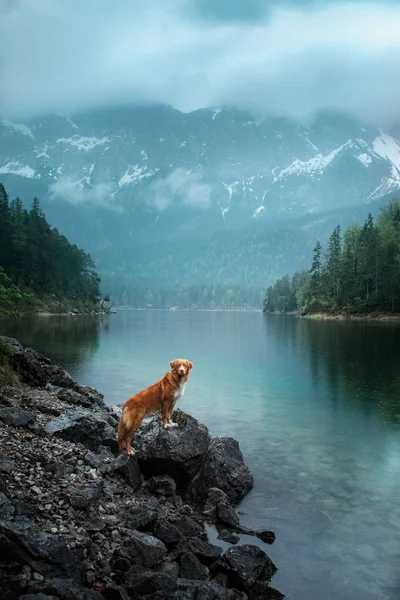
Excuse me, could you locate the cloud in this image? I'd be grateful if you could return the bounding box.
[49,176,121,211]
[148,168,212,212]
[0,1,399,125]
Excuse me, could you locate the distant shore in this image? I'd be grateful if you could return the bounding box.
[265,310,400,322]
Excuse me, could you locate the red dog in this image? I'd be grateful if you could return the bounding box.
[117,359,194,455]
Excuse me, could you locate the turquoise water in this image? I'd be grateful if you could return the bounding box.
[1,310,400,600]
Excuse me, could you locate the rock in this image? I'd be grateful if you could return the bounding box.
[212,545,277,592]
[112,530,167,569]
[83,451,101,469]
[0,492,15,519]
[176,579,247,599]
[0,453,14,473]
[122,504,158,531]
[150,474,177,496]
[123,566,177,595]
[216,503,240,527]
[0,520,83,581]
[0,408,35,427]
[111,454,141,490]
[217,530,240,544]
[1,337,77,390]
[23,578,104,599]
[57,389,92,408]
[203,488,230,519]
[69,482,103,510]
[185,437,253,505]
[134,410,211,486]
[152,519,183,546]
[187,537,222,562]
[44,409,118,453]
[248,582,286,599]
[180,551,209,580]
[75,385,106,408]
[173,515,203,538]
[101,585,130,600]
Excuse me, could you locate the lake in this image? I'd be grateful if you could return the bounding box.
[1,310,400,600]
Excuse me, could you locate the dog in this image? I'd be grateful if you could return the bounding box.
[117,358,194,455]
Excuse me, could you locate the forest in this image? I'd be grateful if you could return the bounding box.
[0,183,101,315]
[264,199,400,315]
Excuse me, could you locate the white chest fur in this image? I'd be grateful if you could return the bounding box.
[174,380,186,401]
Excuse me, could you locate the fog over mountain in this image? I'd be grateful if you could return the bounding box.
[0,0,399,306]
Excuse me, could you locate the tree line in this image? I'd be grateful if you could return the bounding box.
[0,183,101,315]
[264,199,400,315]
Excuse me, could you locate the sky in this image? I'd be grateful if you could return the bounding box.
[0,0,399,125]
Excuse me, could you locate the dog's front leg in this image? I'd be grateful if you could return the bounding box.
[161,402,171,429]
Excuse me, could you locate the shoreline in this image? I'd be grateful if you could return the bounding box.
[0,335,282,600]
[265,310,400,323]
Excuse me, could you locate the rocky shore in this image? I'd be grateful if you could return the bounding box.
[0,336,284,600]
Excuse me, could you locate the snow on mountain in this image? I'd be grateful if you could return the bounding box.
[0,106,399,249]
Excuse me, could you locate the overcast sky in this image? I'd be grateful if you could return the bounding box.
[0,0,399,125]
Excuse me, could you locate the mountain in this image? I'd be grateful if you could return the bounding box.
[1,106,400,305]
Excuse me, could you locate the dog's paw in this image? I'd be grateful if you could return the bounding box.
[163,423,171,429]
[169,422,179,428]
[127,448,136,456]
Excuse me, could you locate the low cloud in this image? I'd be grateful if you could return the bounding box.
[148,168,212,212]
[0,1,399,125]
[49,177,121,211]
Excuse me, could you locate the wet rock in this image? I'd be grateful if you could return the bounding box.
[135,410,211,486]
[187,537,222,562]
[150,474,177,496]
[123,566,177,595]
[217,530,240,544]
[0,520,83,581]
[0,492,15,519]
[176,579,247,599]
[248,582,286,599]
[185,438,253,505]
[113,530,167,569]
[0,408,35,427]
[180,551,209,580]
[212,545,277,592]
[216,503,240,528]
[44,409,118,453]
[173,515,203,538]
[111,453,141,490]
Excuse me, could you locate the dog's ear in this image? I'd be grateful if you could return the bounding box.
[187,361,194,370]
[170,360,177,370]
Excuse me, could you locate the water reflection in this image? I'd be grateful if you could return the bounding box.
[264,316,400,427]
[0,314,105,370]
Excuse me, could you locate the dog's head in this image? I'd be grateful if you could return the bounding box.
[170,359,194,378]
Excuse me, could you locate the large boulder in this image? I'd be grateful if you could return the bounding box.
[212,545,277,593]
[134,410,211,487]
[0,520,83,581]
[44,408,118,453]
[1,337,77,390]
[185,437,253,505]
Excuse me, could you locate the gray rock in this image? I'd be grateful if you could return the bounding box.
[150,474,177,496]
[217,530,240,544]
[57,389,92,408]
[216,503,240,528]
[176,579,247,599]
[152,520,183,546]
[0,408,35,427]
[23,578,104,599]
[113,530,167,569]
[0,454,15,473]
[123,566,177,595]
[185,437,253,505]
[212,545,277,592]
[180,551,209,580]
[44,408,118,453]
[135,410,211,486]
[0,520,83,581]
[111,454,141,490]
[69,482,103,510]
[122,504,158,531]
